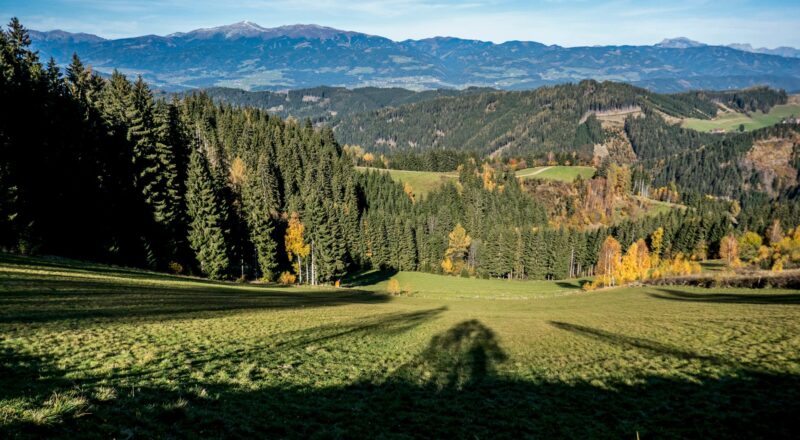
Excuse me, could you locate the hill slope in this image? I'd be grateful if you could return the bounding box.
[331,81,787,158]
[4,253,800,438]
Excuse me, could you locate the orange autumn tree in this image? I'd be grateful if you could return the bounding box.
[285,212,310,284]
[588,236,622,289]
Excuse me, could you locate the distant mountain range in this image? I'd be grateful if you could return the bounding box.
[28,22,800,92]
[657,37,800,58]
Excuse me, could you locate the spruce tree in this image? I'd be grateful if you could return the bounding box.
[186,147,230,279]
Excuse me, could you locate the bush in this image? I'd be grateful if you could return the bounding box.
[278,271,296,285]
[168,261,184,275]
[387,278,401,295]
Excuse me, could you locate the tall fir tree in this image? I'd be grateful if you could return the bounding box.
[186,147,230,279]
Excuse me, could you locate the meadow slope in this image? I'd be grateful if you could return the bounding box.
[1,254,799,438]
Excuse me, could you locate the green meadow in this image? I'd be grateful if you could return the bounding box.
[356,167,458,198]
[681,103,800,133]
[1,254,799,438]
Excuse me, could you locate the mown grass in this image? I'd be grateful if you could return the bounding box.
[681,103,800,133]
[356,167,458,198]
[2,253,800,438]
[516,165,596,182]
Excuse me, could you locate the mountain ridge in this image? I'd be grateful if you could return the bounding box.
[27,22,800,92]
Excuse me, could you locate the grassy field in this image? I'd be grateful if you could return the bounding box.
[356,167,458,198]
[515,165,596,182]
[681,103,800,133]
[2,254,800,438]
[357,166,597,198]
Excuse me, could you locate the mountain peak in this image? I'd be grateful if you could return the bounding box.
[656,37,706,49]
[172,22,359,40]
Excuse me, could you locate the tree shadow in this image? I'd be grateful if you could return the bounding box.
[343,269,399,287]
[3,320,800,438]
[0,275,390,325]
[649,288,800,305]
[555,280,585,289]
[550,321,736,367]
[393,319,507,389]
[0,252,195,283]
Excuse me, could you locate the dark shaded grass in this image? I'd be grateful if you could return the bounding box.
[650,288,800,305]
[3,320,799,439]
[2,254,800,438]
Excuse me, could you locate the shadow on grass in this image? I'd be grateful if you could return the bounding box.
[555,280,586,289]
[0,252,193,283]
[0,276,390,325]
[342,269,399,287]
[550,321,735,367]
[3,320,799,439]
[649,288,800,305]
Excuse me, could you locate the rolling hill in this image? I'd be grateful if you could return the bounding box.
[331,82,788,158]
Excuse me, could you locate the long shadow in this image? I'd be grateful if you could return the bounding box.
[0,252,198,283]
[105,307,448,382]
[550,321,736,367]
[3,320,799,438]
[0,276,390,325]
[649,288,800,305]
[343,269,399,287]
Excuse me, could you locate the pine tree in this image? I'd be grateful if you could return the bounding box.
[186,147,230,279]
[241,153,280,280]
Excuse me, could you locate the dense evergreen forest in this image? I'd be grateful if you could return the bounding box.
[2,19,799,284]
[212,81,780,161]
[191,86,492,123]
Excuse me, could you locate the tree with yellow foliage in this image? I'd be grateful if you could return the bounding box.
[719,234,740,268]
[738,231,762,263]
[285,212,310,284]
[595,236,622,287]
[403,182,415,203]
[650,227,663,266]
[441,223,471,275]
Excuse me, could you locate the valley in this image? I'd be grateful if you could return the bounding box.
[2,11,800,440]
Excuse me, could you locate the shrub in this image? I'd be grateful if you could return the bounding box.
[168,261,184,275]
[387,278,401,295]
[278,271,296,285]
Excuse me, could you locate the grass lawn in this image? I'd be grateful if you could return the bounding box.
[681,103,800,133]
[2,253,800,438]
[516,165,596,182]
[356,167,458,198]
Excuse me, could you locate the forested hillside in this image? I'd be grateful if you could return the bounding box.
[0,20,742,282]
[330,82,786,159]
[3,19,799,285]
[192,86,491,122]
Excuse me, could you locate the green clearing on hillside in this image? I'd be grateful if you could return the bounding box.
[515,165,596,182]
[356,167,458,198]
[2,254,799,438]
[681,103,800,133]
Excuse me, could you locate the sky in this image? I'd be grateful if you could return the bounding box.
[2,0,799,47]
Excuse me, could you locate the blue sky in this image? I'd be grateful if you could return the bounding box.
[2,0,799,47]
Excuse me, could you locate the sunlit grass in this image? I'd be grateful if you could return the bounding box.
[2,253,799,438]
[682,103,800,133]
